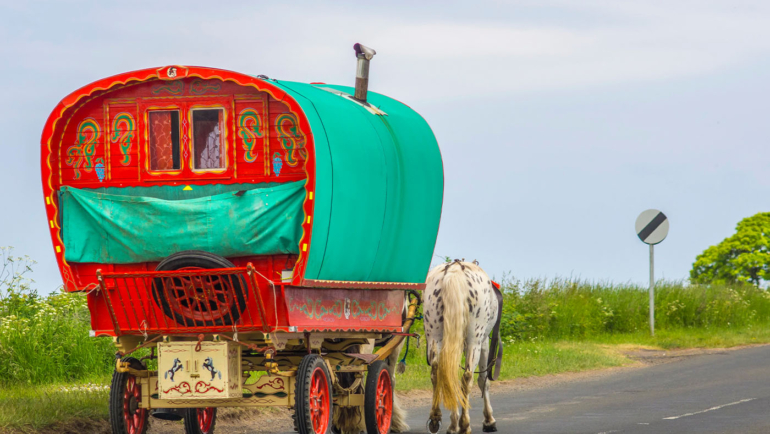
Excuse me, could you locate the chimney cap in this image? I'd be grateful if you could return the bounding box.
[354,43,376,60]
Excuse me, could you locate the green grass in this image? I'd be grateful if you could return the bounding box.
[0,288,115,386]
[0,382,110,431]
[496,277,770,340]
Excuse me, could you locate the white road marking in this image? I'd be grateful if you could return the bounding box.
[663,399,755,420]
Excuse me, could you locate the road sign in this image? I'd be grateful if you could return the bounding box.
[635,209,669,245]
[635,209,668,337]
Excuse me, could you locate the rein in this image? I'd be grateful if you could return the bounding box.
[460,357,498,375]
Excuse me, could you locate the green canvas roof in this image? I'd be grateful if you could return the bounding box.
[274,81,444,285]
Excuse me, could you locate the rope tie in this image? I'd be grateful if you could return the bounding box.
[251,268,279,327]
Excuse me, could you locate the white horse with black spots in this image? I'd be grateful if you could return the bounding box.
[424,260,501,434]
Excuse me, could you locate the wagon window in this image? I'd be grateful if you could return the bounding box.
[192,108,225,170]
[148,111,181,171]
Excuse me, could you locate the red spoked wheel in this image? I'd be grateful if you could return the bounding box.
[295,354,333,434]
[309,368,331,431]
[110,357,149,434]
[365,361,393,434]
[152,250,247,327]
[164,267,238,324]
[184,407,217,434]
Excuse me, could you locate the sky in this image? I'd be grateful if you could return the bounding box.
[1,0,769,293]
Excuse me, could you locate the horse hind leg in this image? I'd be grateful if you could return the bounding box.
[457,339,483,434]
[449,367,474,434]
[387,337,410,433]
[478,339,497,432]
[391,393,409,433]
[455,369,474,434]
[332,342,368,434]
[428,352,442,434]
[449,405,462,434]
[389,367,411,433]
[333,405,363,434]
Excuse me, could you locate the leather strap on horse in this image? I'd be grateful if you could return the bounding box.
[487,280,504,381]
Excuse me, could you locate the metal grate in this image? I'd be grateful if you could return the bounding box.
[96,264,273,335]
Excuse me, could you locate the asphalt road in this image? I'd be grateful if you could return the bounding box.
[397,345,770,434]
[161,345,770,434]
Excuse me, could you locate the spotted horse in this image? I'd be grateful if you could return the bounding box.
[424,260,504,434]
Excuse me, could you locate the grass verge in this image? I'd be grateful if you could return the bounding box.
[0,381,110,432]
[585,326,770,349]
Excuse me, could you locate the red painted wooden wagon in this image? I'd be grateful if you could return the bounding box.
[40,45,443,434]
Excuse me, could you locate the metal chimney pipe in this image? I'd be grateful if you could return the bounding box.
[353,43,376,102]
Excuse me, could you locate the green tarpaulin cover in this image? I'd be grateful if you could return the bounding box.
[61,180,305,264]
[274,82,444,284]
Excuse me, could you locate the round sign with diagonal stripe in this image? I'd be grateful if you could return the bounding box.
[635,209,669,245]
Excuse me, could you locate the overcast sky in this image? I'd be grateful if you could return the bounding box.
[2,0,769,293]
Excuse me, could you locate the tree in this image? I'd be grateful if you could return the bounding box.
[690,212,770,286]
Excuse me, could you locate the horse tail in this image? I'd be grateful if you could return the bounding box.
[437,262,469,411]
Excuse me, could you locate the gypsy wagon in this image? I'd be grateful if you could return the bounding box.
[39,45,443,434]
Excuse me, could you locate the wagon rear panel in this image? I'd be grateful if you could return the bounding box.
[90,267,404,336]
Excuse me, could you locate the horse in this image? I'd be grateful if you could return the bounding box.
[202,357,221,381]
[424,260,502,434]
[164,358,183,382]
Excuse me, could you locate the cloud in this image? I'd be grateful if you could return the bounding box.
[362,1,770,99]
[4,0,770,103]
[376,23,591,59]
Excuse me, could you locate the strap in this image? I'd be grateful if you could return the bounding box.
[487,281,504,381]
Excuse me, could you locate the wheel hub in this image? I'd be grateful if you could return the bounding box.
[128,396,138,415]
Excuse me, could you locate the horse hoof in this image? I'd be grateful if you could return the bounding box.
[427,419,442,434]
[483,422,498,432]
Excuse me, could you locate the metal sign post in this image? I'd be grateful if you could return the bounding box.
[649,243,654,336]
[635,209,669,336]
